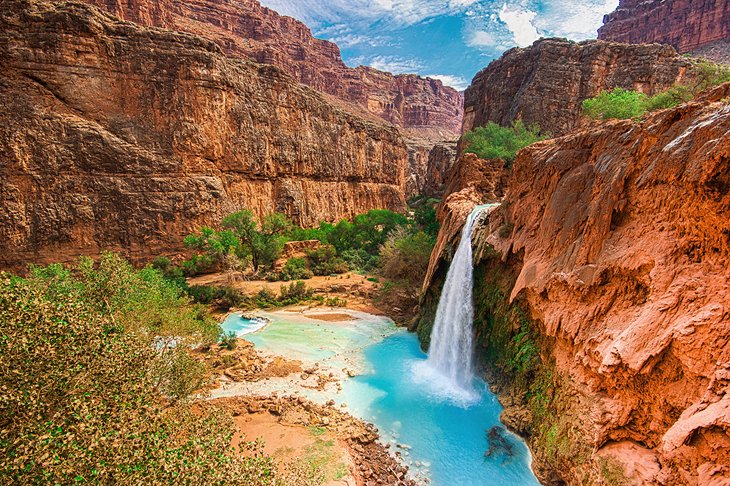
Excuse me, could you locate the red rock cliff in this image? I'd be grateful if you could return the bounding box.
[427,86,730,484]
[0,0,408,271]
[81,0,464,137]
[598,0,730,63]
[463,38,694,136]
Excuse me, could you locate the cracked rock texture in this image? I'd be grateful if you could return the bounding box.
[0,0,408,271]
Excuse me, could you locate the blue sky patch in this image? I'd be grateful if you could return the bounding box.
[259,0,619,90]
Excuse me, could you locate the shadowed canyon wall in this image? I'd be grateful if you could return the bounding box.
[0,0,408,271]
[463,38,695,137]
[598,0,730,64]
[422,85,730,484]
[81,0,464,138]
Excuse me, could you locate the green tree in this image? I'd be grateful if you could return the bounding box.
[222,211,292,272]
[463,121,545,164]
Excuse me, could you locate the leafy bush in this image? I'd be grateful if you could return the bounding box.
[583,62,730,121]
[279,281,314,305]
[340,249,378,272]
[581,88,649,120]
[413,198,441,239]
[187,285,244,310]
[463,121,545,163]
[255,287,279,308]
[306,245,349,276]
[279,257,314,281]
[0,256,280,484]
[325,297,347,307]
[379,229,435,286]
[220,330,238,350]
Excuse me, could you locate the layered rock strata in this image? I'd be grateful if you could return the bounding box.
[81,0,464,136]
[463,38,695,136]
[423,85,730,484]
[598,0,730,63]
[0,0,407,271]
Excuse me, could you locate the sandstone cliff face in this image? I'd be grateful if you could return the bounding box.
[425,86,730,484]
[422,141,458,198]
[598,0,730,64]
[0,0,407,271]
[463,38,694,137]
[81,0,463,137]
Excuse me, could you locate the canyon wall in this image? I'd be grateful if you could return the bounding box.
[0,0,408,271]
[81,0,464,137]
[463,38,694,137]
[598,0,730,64]
[422,85,730,484]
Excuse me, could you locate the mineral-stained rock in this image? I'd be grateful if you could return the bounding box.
[81,0,464,136]
[463,38,695,136]
[455,85,729,484]
[0,0,408,271]
[598,0,730,64]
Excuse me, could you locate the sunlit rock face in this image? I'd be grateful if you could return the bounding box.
[598,0,730,64]
[428,84,730,484]
[463,38,695,137]
[81,0,464,138]
[0,0,408,271]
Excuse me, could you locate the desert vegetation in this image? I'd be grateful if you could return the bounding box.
[462,121,545,165]
[582,60,730,120]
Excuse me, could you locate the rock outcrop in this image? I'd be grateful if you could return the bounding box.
[424,85,730,484]
[598,0,730,64]
[0,0,408,271]
[463,38,695,136]
[422,141,458,198]
[81,0,464,137]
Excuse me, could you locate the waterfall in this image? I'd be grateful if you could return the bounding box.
[421,204,495,396]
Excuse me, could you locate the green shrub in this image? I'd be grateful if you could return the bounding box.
[463,121,545,163]
[255,287,279,308]
[220,330,238,350]
[279,257,314,281]
[325,297,347,307]
[379,230,435,286]
[0,256,279,484]
[187,285,243,310]
[581,88,649,120]
[306,245,348,276]
[279,281,313,305]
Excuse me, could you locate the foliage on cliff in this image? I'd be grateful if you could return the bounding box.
[463,121,545,165]
[582,60,730,120]
[0,254,289,484]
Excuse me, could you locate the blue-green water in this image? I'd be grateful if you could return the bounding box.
[344,331,539,485]
[222,311,540,485]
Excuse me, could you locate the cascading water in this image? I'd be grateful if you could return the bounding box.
[416,204,496,399]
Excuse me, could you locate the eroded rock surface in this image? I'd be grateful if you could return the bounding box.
[598,0,730,64]
[463,38,695,136]
[0,0,408,271]
[82,0,464,137]
[471,86,730,484]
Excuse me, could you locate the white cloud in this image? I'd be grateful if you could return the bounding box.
[368,55,425,74]
[425,74,470,90]
[467,30,498,47]
[499,4,540,47]
[535,0,619,41]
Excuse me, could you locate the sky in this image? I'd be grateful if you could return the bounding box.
[258,0,619,90]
